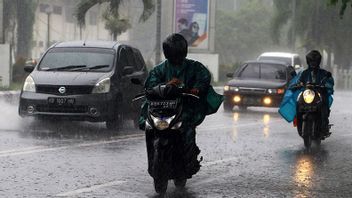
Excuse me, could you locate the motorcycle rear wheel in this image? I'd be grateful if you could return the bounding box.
[173,178,187,188]
[154,178,168,194]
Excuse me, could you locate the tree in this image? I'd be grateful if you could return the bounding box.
[215,0,277,65]
[75,0,155,40]
[329,0,352,17]
[3,0,36,58]
[271,0,352,68]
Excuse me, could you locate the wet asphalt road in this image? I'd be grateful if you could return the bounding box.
[0,91,351,198]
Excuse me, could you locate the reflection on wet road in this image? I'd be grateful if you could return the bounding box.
[0,91,351,197]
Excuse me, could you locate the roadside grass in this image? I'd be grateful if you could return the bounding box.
[0,82,23,91]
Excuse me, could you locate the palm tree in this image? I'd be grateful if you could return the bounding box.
[329,0,352,17]
[271,0,352,68]
[75,0,155,40]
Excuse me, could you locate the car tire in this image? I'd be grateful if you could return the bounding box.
[223,102,233,112]
[106,102,124,130]
[238,105,247,111]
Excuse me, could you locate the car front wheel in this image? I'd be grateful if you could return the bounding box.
[223,102,233,112]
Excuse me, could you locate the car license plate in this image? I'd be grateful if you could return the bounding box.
[149,100,177,109]
[48,97,75,105]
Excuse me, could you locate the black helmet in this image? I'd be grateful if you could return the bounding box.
[306,50,321,70]
[162,33,188,65]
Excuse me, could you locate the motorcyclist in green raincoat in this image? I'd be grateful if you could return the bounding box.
[140,33,223,177]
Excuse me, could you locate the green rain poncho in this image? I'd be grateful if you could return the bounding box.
[139,59,223,129]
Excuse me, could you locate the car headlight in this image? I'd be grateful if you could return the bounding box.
[92,78,110,93]
[23,75,36,92]
[224,85,230,91]
[303,89,315,104]
[150,114,176,130]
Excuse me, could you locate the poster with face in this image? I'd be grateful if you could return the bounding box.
[174,0,209,49]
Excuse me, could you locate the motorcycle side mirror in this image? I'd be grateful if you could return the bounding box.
[131,78,142,85]
[326,72,332,78]
[290,70,297,77]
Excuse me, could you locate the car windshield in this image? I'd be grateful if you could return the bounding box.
[258,56,291,65]
[238,63,286,81]
[38,48,115,72]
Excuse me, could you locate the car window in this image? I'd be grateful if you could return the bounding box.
[132,48,145,71]
[259,56,291,65]
[238,63,260,79]
[38,48,115,72]
[260,64,287,80]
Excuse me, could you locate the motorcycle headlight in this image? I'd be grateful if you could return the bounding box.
[303,89,315,104]
[150,114,176,131]
[92,78,110,93]
[23,75,36,92]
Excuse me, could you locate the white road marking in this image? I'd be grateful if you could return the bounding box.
[198,118,283,131]
[202,157,238,167]
[0,146,45,154]
[0,134,144,158]
[55,180,126,197]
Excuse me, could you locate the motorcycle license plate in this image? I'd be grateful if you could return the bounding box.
[149,100,177,109]
[48,97,75,105]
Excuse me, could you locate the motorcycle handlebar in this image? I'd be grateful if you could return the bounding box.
[132,91,200,102]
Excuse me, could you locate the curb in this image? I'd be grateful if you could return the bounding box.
[0,90,20,104]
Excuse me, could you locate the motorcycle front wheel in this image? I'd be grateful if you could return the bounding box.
[302,120,312,148]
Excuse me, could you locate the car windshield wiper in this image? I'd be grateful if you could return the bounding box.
[86,64,110,70]
[45,65,87,71]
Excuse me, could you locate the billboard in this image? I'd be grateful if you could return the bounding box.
[174,0,209,50]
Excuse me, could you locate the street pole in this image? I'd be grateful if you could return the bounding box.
[0,0,3,44]
[46,12,51,49]
[155,0,161,64]
[291,0,296,51]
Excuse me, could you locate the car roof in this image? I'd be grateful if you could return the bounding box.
[244,60,291,67]
[259,52,299,58]
[53,40,121,49]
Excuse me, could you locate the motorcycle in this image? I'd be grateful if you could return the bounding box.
[293,74,333,148]
[132,80,200,194]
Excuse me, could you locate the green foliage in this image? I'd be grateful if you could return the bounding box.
[3,0,37,58]
[75,0,155,40]
[215,0,276,66]
[272,0,352,68]
[329,0,352,17]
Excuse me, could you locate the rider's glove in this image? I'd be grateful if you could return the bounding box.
[167,78,182,86]
[189,88,200,96]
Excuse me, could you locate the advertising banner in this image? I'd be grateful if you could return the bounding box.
[174,0,209,49]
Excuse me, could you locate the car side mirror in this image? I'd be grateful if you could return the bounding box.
[24,64,35,73]
[290,70,297,77]
[123,66,134,75]
[226,73,234,78]
[327,72,332,78]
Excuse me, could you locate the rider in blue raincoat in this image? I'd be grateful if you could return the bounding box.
[279,50,334,135]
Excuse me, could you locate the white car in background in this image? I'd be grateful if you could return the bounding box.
[257,52,304,73]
